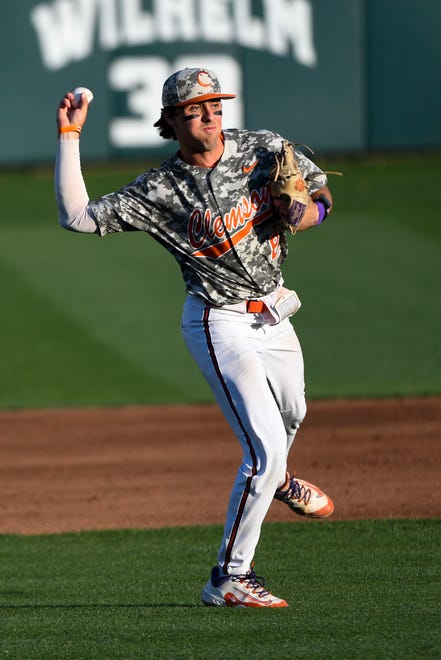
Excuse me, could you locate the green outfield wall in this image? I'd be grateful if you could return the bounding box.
[1,0,440,166]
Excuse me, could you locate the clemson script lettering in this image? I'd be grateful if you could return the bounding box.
[188,186,273,258]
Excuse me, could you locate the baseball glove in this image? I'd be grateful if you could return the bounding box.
[270,141,313,234]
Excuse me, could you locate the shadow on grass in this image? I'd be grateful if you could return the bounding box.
[0,602,202,609]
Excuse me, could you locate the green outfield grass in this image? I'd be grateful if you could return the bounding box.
[1,519,439,658]
[0,154,440,407]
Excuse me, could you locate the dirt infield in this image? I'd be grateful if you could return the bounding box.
[0,397,440,534]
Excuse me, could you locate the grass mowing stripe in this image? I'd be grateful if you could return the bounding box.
[1,520,439,658]
[0,258,182,407]
[289,207,441,397]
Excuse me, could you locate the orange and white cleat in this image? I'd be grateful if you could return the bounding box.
[275,472,334,518]
[201,566,288,608]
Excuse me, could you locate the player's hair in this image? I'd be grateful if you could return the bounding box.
[153,108,177,141]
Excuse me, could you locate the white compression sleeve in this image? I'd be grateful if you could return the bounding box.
[54,138,98,233]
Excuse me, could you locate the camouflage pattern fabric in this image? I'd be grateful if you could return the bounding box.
[89,129,327,306]
[161,68,236,107]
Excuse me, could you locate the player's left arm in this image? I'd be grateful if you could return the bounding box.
[303,184,334,230]
[270,141,339,234]
[273,184,333,231]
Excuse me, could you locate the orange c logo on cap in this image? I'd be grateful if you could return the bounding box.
[197,71,211,87]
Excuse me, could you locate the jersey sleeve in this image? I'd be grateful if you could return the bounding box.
[295,149,328,194]
[88,175,158,236]
[241,129,328,194]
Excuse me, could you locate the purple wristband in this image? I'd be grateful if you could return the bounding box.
[315,201,327,224]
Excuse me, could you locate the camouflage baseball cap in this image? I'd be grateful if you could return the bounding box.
[162,68,236,107]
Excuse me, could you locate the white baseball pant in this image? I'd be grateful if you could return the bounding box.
[181,293,307,575]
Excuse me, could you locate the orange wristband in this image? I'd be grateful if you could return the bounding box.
[58,125,82,135]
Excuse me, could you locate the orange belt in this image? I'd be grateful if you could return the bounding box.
[246,300,267,313]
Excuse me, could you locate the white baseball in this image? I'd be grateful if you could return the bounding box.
[71,86,94,108]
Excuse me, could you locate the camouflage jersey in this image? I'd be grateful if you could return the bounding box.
[89,128,327,306]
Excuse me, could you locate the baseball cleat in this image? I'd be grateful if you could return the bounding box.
[274,472,334,518]
[201,565,288,608]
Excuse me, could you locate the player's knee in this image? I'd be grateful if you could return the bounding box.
[283,398,307,432]
[260,447,287,486]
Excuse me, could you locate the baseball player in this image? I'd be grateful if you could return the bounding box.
[55,68,335,608]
